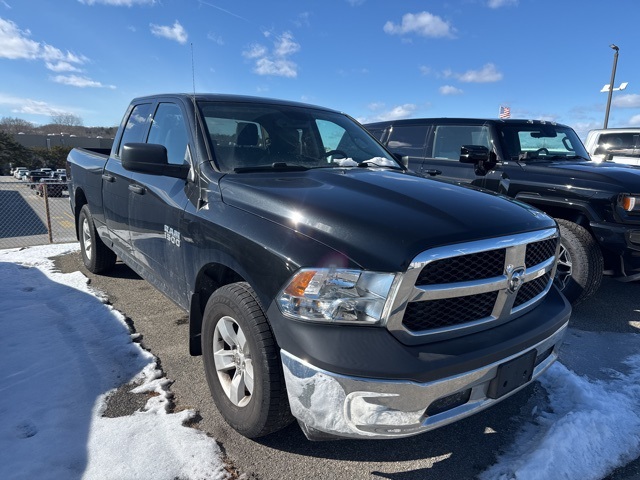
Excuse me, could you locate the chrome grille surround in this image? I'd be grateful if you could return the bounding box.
[386,228,560,345]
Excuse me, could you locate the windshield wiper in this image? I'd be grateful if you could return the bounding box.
[234,162,309,173]
[561,155,591,161]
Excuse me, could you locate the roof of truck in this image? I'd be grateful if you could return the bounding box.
[130,93,342,114]
[364,118,572,129]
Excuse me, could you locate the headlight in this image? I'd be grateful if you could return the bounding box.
[618,194,640,212]
[277,268,398,325]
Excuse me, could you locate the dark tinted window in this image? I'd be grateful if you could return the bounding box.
[387,125,428,157]
[366,126,386,142]
[147,103,189,165]
[118,103,153,158]
[595,133,639,156]
[431,125,490,160]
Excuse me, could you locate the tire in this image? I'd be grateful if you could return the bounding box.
[78,204,116,274]
[554,218,603,305]
[202,282,293,438]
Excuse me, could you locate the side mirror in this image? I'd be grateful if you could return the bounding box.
[121,143,190,179]
[392,152,409,168]
[460,145,497,176]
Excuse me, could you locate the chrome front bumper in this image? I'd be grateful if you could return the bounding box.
[281,321,568,440]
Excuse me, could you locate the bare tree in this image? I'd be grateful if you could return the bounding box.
[50,113,84,127]
[0,117,35,134]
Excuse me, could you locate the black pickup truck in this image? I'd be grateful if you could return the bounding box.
[67,94,570,440]
[366,118,640,305]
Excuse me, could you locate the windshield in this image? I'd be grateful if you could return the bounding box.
[198,101,399,173]
[498,123,590,161]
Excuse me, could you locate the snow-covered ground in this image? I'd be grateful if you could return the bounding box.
[1,244,639,480]
[0,244,229,480]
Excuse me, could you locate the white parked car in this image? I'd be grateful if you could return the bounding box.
[584,128,640,166]
[13,168,28,179]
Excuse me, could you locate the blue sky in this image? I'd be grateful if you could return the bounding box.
[0,0,639,140]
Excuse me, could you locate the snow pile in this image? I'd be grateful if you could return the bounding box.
[481,355,640,480]
[0,244,228,480]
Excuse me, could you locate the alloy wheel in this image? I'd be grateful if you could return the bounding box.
[213,315,254,407]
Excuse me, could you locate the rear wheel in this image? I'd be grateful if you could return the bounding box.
[78,204,116,273]
[554,218,603,305]
[202,282,293,438]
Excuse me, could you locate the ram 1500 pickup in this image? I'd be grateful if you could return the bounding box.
[67,94,570,440]
[366,118,640,305]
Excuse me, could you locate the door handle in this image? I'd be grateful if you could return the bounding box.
[102,174,115,182]
[129,184,145,195]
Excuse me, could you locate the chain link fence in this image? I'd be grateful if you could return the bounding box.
[0,177,77,249]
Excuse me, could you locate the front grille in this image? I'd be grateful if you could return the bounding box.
[403,291,497,331]
[526,238,558,267]
[416,249,505,285]
[514,272,551,307]
[391,228,558,343]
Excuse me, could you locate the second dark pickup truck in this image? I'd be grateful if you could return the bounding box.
[67,95,570,441]
[366,118,640,305]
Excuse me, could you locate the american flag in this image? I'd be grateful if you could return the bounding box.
[499,106,511,119]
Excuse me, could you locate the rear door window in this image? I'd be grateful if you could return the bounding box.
[386,125,428,158]
[430,125,490,160]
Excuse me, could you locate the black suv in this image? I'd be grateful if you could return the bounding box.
[366,118,640,305]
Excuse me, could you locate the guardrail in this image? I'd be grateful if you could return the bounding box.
[0,177,76,249]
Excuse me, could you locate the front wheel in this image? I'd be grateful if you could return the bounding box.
[202,282,293,438]
[78,204,116,274]
[554,219,603,305]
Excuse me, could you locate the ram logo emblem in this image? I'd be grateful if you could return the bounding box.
[507,266,526,294]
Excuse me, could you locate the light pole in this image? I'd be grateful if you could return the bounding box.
[603,44,622,129]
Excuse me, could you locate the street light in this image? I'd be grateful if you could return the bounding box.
[602,44,628,129]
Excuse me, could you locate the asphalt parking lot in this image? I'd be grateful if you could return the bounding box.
[0,176,75,248]
[53,252,640,480]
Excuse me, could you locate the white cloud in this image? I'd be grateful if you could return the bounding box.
[487,0,518,8]
[613,94,640,108]
[255,58,297,78]
[41,44,87,64]
[456,63,503,83]
[359,103,418,124]
[294,12,311,28]
[0,17,40,59]
[243,31,300,78]
[629,115,640,126]
[45,61,81,72]
[383,12,455,38]
[150,20,187,44]
[419,65,431,76]
[52,74,116,89]
[243,44,267,59]
[207,32,224,45]
[1,1,11,9]
[78,0,155,5]
[440,85,463,95]
[0,93,72,117]
[274,32,300,57]
[0,17,88,74]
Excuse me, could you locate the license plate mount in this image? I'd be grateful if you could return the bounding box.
[487,349,537,399]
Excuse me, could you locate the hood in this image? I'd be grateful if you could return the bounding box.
[219,168,556,272]
[525,160,640,192]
